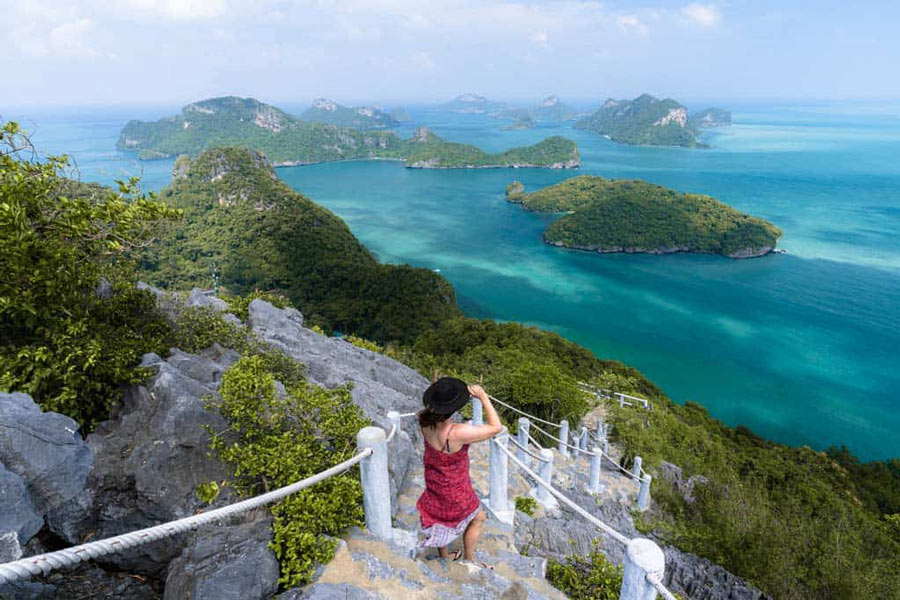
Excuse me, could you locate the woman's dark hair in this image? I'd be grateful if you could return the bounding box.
[418,407,452,429]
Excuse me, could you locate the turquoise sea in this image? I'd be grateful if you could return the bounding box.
[6,101,899,461]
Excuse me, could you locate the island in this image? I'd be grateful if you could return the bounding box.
[506,176,781,258]
[299,98,398,128]
[442,93,506,114]
[391,106,412,123]
[574,94,709,147]
[117,97,580,169]
[690,107,732,127]
[500,115,535,131]
[532,95,577,122]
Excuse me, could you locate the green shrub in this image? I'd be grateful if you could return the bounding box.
[209,355,369,588]
[343,334,383,353]
[196,481,221,505]
[0,121,179,427]
[222,289,293,321]
[547,545,623,600]
[514,496,537,516]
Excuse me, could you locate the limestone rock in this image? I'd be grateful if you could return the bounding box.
[0,531,22,563]
[186,287,229,312]
[278,583,384,599]
[0,464,42,545]
[46,346,237,576]
[0,392,93,516]
[164,510,279,600]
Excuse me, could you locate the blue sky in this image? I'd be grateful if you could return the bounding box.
[2,0,899,107]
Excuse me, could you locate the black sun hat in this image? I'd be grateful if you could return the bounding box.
[423,377,470,415]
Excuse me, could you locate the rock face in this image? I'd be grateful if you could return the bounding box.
[47,346,239,576]
[0,392,93,534]
[164,510,279,600]
[0,464,43,545]
[248,299,425,511]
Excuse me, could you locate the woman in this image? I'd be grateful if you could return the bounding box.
[416,376,503,571]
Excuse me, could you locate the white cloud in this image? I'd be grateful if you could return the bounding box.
[680,3,721,27]
[119,0,227,21]
[48,18,99,58]
[531,30,549,48]
[9,16,103,60]
[617,15,648,35]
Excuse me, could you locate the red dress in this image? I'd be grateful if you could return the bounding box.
[417,426,481,547]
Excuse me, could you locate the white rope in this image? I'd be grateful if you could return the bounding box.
[507,435,550,463]
[585,432,642,481]
[647,571,679,600]
[495,438,631,547]
[487,395,560,429]
[0,448,373,585]
[530,422,590,455]
[397,411,418,418]
[385,422,398,444]
[527,432,544,450]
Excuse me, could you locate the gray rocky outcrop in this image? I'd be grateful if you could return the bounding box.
[0,464,42,545]
[187,287,229,313]
[164,510,279,600]
[0,392,93,518]
[248,299,426,511]
[46,345,239,576]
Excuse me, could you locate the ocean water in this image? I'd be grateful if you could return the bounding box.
[7,102,899,461]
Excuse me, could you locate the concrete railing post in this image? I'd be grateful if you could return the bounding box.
[637,474,652,512]
[536,449,555,506]
[558,420,570,457]
[587,446,603,494]
[595,418,604,443]
[487,428,513,524]
[386,410,400,438]
[579,426,589,451]
[619,538,665,600]
[356,426,392,541]
[471,396,483,426]
[632,456,643,479]
[517,418,531,467]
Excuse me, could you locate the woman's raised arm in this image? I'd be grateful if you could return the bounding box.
[450,384,504,445]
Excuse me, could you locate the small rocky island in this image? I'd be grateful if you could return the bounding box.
[574,94,730,148]
[507,176,781,258]
[118,97,579,169]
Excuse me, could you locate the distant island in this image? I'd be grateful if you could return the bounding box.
[391,106,412,123]
[506,176,781,258]
[117,97,579,169]
[500,115,535,131]
[299,98,398,128]
[532,95,578,122]
[690,107,732,127]
[574,94,729,147]
[442,93,506,114]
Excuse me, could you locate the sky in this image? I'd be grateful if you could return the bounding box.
[2,0,900,108]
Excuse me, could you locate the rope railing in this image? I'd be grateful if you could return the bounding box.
[530,421,589,455]
[487,394,561,428]
[495,437,631,546]
[0,448,373,585]
[647,571,679,600]
[507,435,550,463]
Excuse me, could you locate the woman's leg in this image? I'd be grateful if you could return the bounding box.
[462,510,487,561]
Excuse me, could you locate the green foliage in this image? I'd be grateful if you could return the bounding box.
[574,94,703,147]
[513,175,781,257]
[0,121,179,426]
[547,545,623,600]
[299,99,398,128]
[610,397,900,599]
[196,481,220,505]
[209,355,369,588]
[343,335,383,353]
[514,496,537,516]
[222,289,293,321]
[139,147,460,343]
[405,129,578,168]
[118,96,579,169]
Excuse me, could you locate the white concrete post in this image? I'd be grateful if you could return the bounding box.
[632,456,643,479]
[558,420,570,457]
[536,449,554,505]
[471,396,483,426]
[579,426,589,451]
[618,393,625,408]
[637,474,652,512]
[595,418,604,443]
[357,426,392,541]
[488,427,513,524]
[386,410,400,439]
[619,538,665,600]
[587,446,603,494]
[517,418,531,467]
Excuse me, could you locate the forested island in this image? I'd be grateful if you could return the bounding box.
[507,176,781,258]
[298,98,398,128]
[574,94,729,147]
[117,97,579,169]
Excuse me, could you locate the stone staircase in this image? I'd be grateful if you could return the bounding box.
[300,418,643,599]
